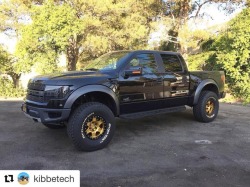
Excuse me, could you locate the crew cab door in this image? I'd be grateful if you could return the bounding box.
[118,52,163,114]
[158,53,190,106]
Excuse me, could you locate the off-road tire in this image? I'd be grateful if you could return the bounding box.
[42,123,65,129]
[193,91,219,123]
[67,102,115,151]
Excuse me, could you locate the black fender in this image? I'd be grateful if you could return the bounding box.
[64,85,119,115]
[193,79,219,105]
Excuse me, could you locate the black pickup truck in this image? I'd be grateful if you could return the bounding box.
[21,50,225,151]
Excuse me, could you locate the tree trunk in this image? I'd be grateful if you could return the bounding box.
[9,73,21,88]
[66,36,79,71]
[66,47,79,71]
[178,0,189,55]
[179,0,190,24]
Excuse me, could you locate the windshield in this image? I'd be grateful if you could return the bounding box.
[84,51,129,71]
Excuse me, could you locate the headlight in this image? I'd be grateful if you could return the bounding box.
[44,85,72,99]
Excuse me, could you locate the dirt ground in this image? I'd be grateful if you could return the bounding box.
[0,100,250,187]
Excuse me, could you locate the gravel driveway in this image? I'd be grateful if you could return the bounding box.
[0,100,250,187]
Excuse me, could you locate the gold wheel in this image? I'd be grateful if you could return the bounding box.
[205,99,215,116]
[84,115,106,140]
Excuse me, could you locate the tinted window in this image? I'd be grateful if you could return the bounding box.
[84,51,129,71]
[129,53,157,74]
[161,54,182,72]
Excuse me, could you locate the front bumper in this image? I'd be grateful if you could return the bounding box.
[21,103,71,123]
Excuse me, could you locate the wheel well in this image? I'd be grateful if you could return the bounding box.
[201,84,219,96]
[71,92,117,116]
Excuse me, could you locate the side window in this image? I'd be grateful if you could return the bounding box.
[129,53,157,74]
[161,54,183,72]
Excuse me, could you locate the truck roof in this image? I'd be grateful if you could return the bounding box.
[113,50,181,55]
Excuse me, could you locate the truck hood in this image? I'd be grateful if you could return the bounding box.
[30,71,116,88]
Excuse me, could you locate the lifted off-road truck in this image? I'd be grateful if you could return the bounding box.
[22,50,225,151]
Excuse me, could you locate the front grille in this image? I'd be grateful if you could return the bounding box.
[28,82,45,91]
[27,90,45,102]
[27,82,45,102]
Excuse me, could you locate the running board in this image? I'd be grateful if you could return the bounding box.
[119,106,186,119]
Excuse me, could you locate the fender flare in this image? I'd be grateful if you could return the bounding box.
[64,85,119,115]
[193,79,219,105]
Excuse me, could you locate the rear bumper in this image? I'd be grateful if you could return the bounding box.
[21,103,71,123]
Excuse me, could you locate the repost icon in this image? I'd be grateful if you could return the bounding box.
[18,172,29,185]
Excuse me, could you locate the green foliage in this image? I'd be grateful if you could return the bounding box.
[187,51,213,70]
[0,0,29,36]
[0,46,9,72]
[76,0,162,62]
[0,45,18,74]
[16,0,162,71]
[161,0,246,54]
[0,45,22,88]
[15,0,81,73]
[0,77,25,97]
[178,25,211,54]
[0,0,31,89]
[187,36,222,71]
[213,8,250,103]
[189,8,250,103]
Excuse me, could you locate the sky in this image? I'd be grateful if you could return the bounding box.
[0,33,17,53]
[190,2,243,30]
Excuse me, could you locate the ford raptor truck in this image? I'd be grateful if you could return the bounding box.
[21,50,226,151]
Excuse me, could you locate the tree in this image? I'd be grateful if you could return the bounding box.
[161,0,246,53]
[188,7,250,103]
[18,0,163,71]
[78,0,159,60]
[0,45,21,88]
[0,0,29,37]
[16,0,82,72]
[0,0,33,87]
[214,8,250,103]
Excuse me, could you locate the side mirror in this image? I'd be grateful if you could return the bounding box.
[124,66,142,78]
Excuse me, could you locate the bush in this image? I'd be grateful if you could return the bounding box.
[188,9,250,104]
[214,8,250,104]
[187,52,212,71]
[0,77,26,98]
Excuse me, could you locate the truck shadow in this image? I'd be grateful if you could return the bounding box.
[0,101,195,154]
[113,108,196,144]
[116,108,195,130]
